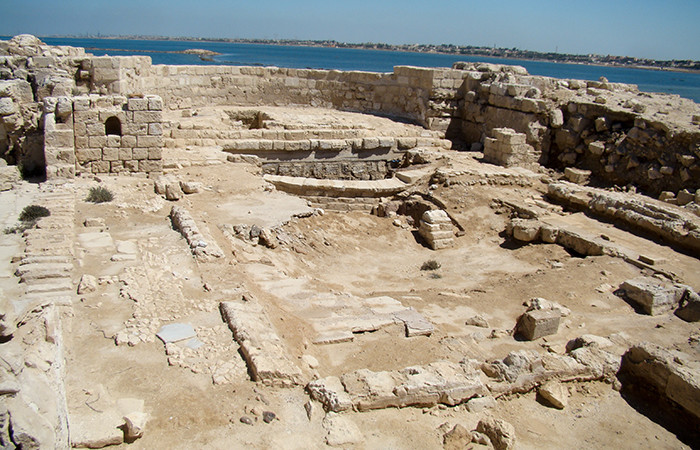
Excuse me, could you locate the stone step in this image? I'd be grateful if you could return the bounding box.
[168,125,442,141]
[168,135,451,153]
[24,278,73,295]
[264,174,408,198]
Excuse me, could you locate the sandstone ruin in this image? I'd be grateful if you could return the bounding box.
[0,34,699,449]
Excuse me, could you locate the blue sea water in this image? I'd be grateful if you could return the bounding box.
[18,37,700,103]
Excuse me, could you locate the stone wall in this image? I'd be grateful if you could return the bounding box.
[2,35,700,197]
[137,64,436,125]
[71,94,163,175]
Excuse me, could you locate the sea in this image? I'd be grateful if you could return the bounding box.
[12,37,700,104]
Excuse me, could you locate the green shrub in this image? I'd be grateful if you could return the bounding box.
[4,204,51,234]
[86,186,114,203]
[19,205,50,222]
[420,259,441,271]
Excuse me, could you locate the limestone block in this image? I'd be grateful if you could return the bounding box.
[124,160,139,172]
[148,123,163,136]
[588,141,606,156]
[91,160,110,173]
[121,135,137,147]
[45,129,74,148]
[512,220,541,242]
[110,161,125,173]
[132,148,148,160]
[362,137,380,150]
[517,310,560,340]
[620,343,700,422]
[102,147,119,161]
[76,148,101,163]
[422,209,451,224]
[136,136,162,148]
[127,97,149,111]
[139,160,162,172]
[549,109,564,128]
[148,147,162,160]
[74,123,87,138]
[476,417,516,450]
[119,148,132,161]
[73,97,90,111]
[0,97,16,116]
[147,96,163,111]
[619,277,684,315]
[538,381,569,409]
[132,111,161,124]
[106,135,121,147]
[307,377,353,412]
[564,167,591,185]
[86,123,104,137]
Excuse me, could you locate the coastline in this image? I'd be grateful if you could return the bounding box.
[39,34,700,74]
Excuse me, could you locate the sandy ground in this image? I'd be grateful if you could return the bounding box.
[39,142,697,450]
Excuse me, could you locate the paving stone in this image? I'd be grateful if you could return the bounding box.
[156,323,197,344]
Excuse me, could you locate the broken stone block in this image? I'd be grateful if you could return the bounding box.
[465,315,489,328]
[258,228,278,249]
[677,189,695,206]
[83,217,105,228]
[619,342,700,423]
[465,396,497,412]
[443,424,472,450]
[619,277,684,315]
[525,297,571,317]
[179,181,201,194]
[394,307,434,337]
[517,310,560,341]
[511,219,540,242]
[69,410,123,448]
[564,167,591,185]
[476,417,516,450]
[538,381,568,409]
[323,413,364,447]
[675,288,700,322]
[123,412,147,440]
[164,182,183,201]
[77,274,97,294]
[307,376,354,412]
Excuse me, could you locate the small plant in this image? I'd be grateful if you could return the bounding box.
[428,272,443,279]
[421,259,441,271]
[86,186,114,203]
[19,205,50,222]
[4,205,51,234]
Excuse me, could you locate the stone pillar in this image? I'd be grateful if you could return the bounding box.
[43,96,76,179]
[419,210,454,250]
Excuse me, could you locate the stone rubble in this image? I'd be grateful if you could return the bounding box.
[308,361,487,412]
[169,205,224,261]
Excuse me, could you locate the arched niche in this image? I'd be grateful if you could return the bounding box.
[104,116,122,136]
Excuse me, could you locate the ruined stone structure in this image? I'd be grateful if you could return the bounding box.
[2,35,699,196]
[1,35,699,449]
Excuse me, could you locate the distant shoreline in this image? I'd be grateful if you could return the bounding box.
[38,34,700,74]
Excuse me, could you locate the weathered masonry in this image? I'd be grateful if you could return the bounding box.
[1,34,699,196]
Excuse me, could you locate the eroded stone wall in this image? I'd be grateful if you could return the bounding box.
[2,35,700,197]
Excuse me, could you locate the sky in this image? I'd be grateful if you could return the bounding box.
[1,0,699,60]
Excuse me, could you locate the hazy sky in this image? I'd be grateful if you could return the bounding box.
[1,0,698,60]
